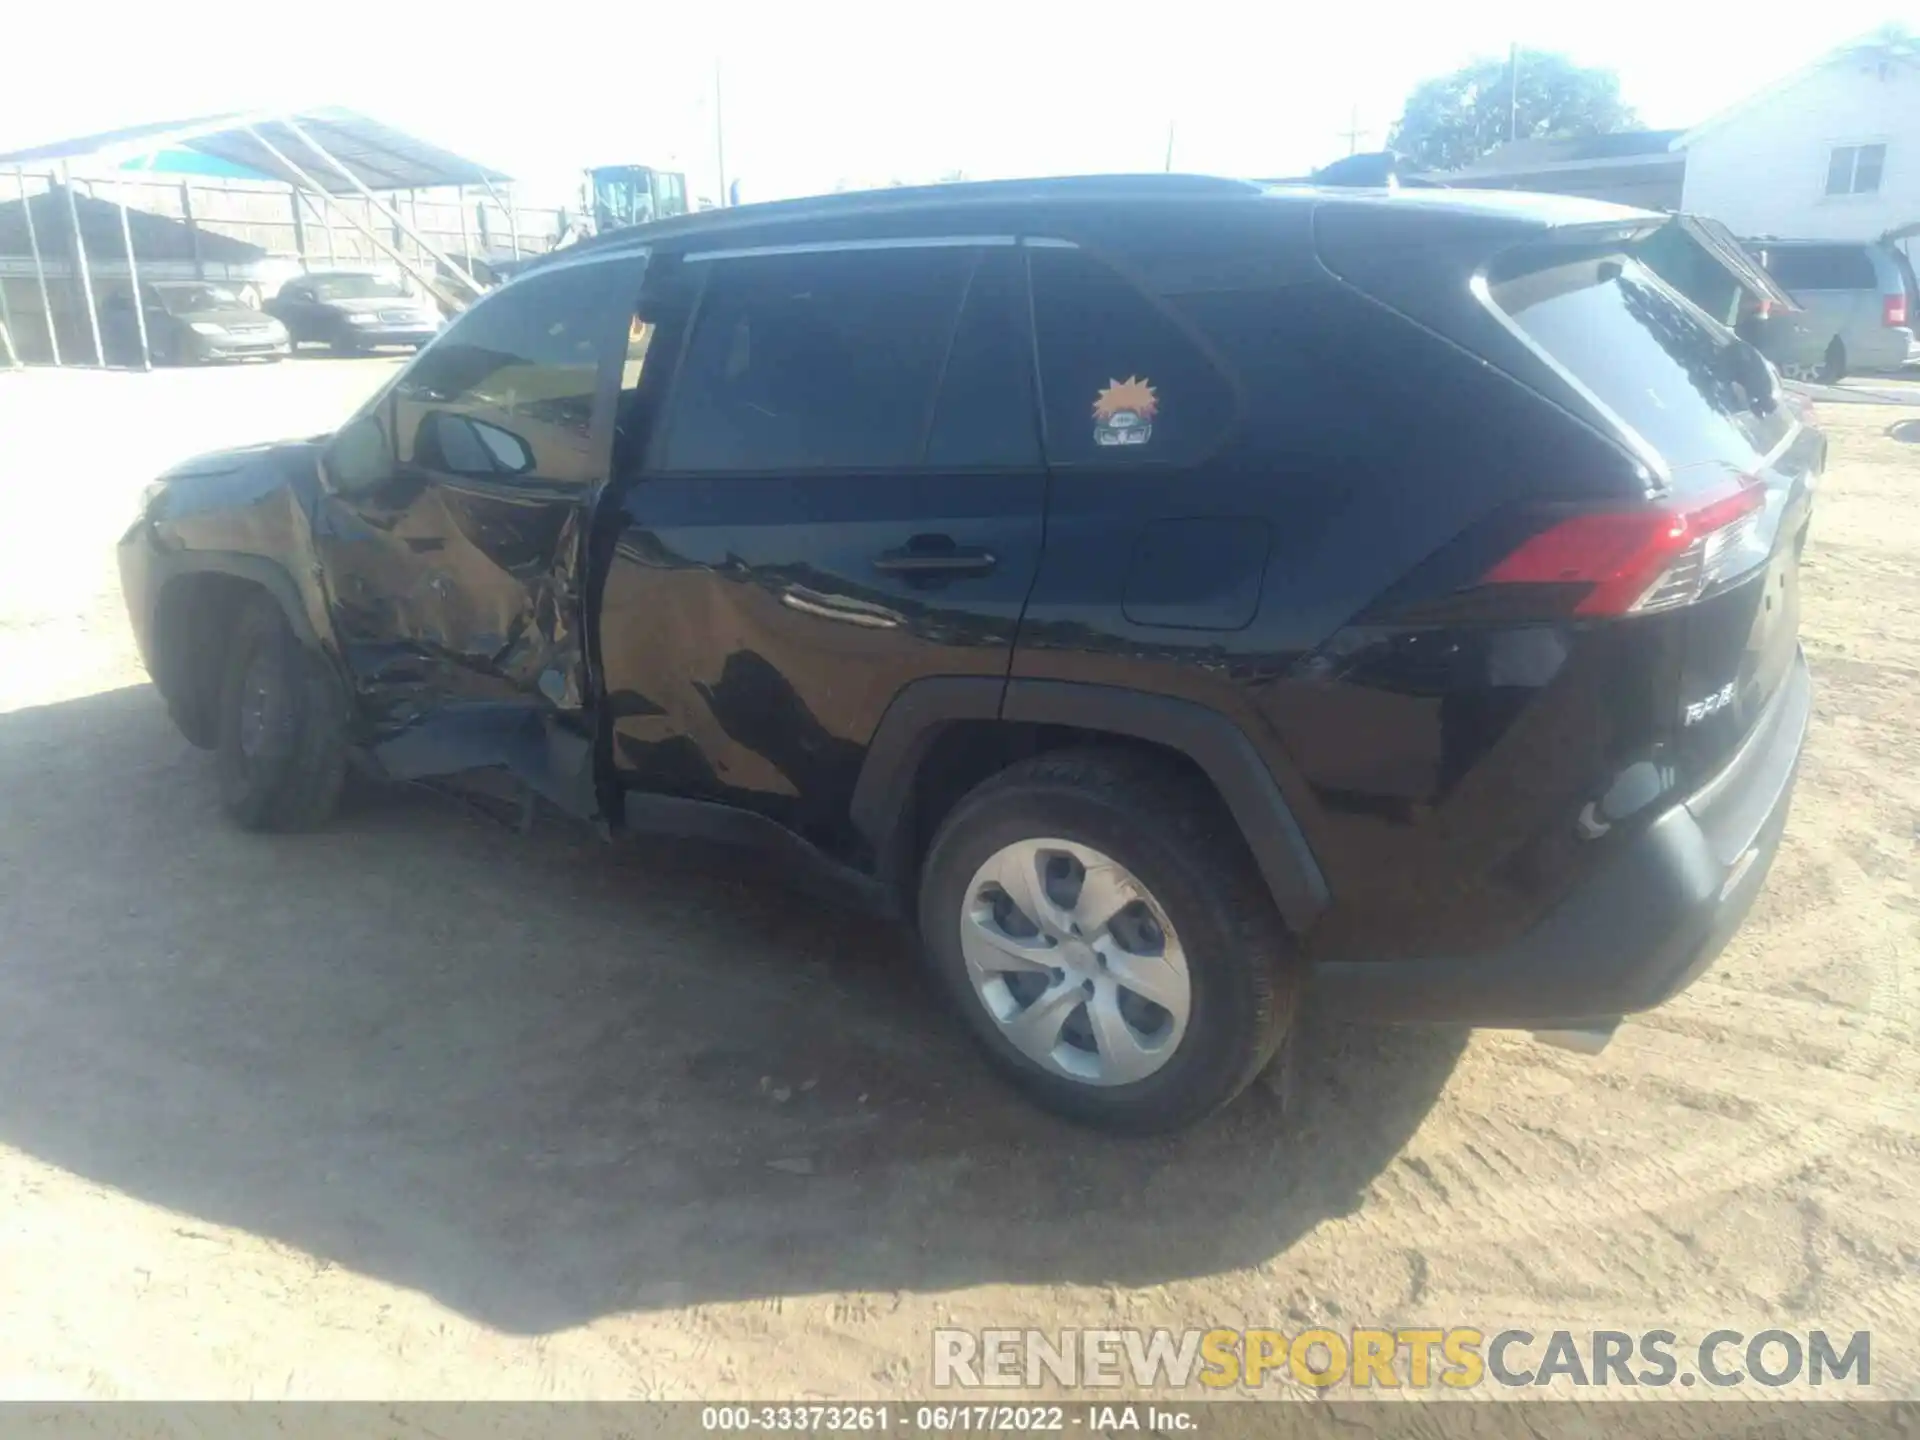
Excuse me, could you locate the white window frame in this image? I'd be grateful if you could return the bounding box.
[1824,141,1888,199]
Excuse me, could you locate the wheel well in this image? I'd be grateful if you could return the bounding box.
[149,572,270,747]
[895,720,1230,892]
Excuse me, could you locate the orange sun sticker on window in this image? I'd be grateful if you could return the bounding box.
[1092,376,1158,448]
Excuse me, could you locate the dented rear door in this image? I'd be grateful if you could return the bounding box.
[313,252,646,728]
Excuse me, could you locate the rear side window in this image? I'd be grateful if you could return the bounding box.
[1488,250,1791,481]
[657,246,972,473]
[1759,245,1876,291]
[1029,246,1235,466]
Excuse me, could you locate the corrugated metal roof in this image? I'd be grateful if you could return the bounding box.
[0,185,267,264]
[1453,129,1687,176]
[0,108,510,192]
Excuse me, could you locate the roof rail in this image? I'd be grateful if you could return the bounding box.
[556,172,1267,259]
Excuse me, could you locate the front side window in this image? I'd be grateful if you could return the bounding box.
[656,245,974,473]
[392,258,634,485]
[156,284,239,314]
[1826,143,1887,197]
[1028,245,1235,467]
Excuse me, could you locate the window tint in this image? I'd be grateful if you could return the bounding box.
[926,248,1040,468]
[1489,251,1791,482]
[657,246,972,473]
[395,258,630,485]
[1028,245,1234,466]
[1760,245,1876,292]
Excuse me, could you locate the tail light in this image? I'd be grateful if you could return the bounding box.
[1483,478,1769,616]
[1886,293,1909,328]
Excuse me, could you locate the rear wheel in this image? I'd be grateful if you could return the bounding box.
[1820,339,1847,384]
[214,595,348,831]
[917,750,1297,1133]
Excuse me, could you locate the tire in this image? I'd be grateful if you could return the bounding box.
[917,749,1298,1133]
[1820,339,1847,384]
[214,595,349,831]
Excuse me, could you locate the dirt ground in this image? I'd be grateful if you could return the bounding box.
[0,360,1916,1402]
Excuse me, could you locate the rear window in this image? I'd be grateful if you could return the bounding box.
[1487,250,1790,481]
[1758,245,1877,292]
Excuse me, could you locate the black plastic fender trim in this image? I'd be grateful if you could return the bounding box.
[1000,679,1330,934]
[850,674,1329,934]
[850,676,1007,897]
[147,549,327,652]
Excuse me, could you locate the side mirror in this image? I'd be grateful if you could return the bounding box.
[323,415,392,493]
[418,410,534,476]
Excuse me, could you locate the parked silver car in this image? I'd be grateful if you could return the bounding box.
[1746,235,1920,380]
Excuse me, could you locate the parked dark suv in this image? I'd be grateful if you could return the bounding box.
[118,177,1816,1133]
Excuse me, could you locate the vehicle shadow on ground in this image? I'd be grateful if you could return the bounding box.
[0,685,1467,1335]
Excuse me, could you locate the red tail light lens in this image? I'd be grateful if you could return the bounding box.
[1483,481,1768,616]
[1886,293,1909,328]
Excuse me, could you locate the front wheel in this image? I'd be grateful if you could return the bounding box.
[215,595,348,831]
[917,750,1297,1133]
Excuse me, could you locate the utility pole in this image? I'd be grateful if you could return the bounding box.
[1509,42,1521,142]
[1337,105,1370,156]
[1163,121,1176,172]
[714,59,729,207]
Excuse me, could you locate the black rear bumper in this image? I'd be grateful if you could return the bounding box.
[1312,648,1811,1026]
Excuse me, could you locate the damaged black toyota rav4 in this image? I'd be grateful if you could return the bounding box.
[120,177,1816,1133]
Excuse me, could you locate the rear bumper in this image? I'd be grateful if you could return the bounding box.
[1313,648,1811,1026]
[1854,326,1916,371]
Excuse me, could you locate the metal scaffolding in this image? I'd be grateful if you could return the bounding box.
[0,108,513,368]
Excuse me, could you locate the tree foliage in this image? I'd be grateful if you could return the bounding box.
[1388,52,1640,171]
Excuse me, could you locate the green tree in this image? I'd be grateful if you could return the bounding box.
[1388,51,1639,171]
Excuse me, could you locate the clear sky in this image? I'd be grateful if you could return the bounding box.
[2,0,1908,206]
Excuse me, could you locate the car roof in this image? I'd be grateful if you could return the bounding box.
[558,174,1659,262]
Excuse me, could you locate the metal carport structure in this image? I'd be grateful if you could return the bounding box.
[0,108,514,370]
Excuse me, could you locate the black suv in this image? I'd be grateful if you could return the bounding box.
[118,176,1816,1133]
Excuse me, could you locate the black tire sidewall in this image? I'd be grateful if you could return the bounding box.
[1822,340,1847,383]
[919,780,1288,1131]
[214,605,305,828]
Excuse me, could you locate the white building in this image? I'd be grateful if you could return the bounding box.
[1678,34,1919,243]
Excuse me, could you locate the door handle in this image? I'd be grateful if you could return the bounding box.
[873,540,997,576]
